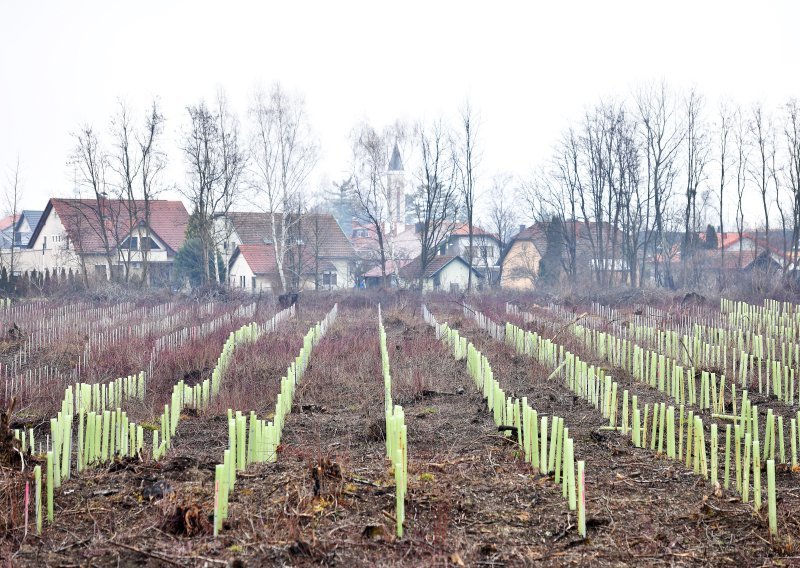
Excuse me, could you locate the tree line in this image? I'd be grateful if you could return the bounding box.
[5,80,798,293]
[521,82,800,289]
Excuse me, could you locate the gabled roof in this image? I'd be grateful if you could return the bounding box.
[0,214,18,232]
[231,244,277,274]
[671,247,782,271]
[226,212,355,258]
[17,210,43,232]
[230,243,338,276]
[511,220,625,260]
[400,254,481,280]
[29,198,189,254]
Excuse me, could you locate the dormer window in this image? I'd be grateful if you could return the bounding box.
[119,236,161,251]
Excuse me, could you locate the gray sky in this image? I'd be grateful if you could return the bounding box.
[2,0,799,222]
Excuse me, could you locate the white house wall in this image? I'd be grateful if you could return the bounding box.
[23,211,81,274]
[422,261,474,292]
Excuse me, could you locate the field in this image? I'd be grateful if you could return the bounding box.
[3,291,800,566]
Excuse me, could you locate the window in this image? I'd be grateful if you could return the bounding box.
[119,236,161,251]
[119,236,138,250]
[239,275,246,288]
[139,237,161,251]
[433,274,441,288]
[322,271,337,286]
[252,276,257,290]
[467,246,495,261]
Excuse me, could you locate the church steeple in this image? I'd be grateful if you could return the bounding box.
[388,142,403,171]
[387,142,406,233]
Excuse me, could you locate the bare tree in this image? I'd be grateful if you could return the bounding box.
[734,108,749,269]
[412,119,459,288]
[519,167,575,280]
[180,93,245,286]
[784,99,800,274]
[635,82,682,288]
[455,102,481,291]
[350,122,391,286]
[485,174,518,285]
[250,83,318,293]
[72,126,115,281]
[109,101,141,283]
[137,101,167,285]
[716,102,732,286]
[681,89,710,286]
[749,103,775,249]
[3,157,22,281]
[105,100,168,286]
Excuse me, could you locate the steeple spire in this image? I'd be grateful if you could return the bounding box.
[388,143,403,171]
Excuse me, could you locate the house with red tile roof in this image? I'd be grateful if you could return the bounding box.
[20,197,189,284]
[662,230,788,286]
[222,211,356,292]
[440,222,501,283]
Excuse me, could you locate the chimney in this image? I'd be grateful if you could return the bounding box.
[519,224,526,233]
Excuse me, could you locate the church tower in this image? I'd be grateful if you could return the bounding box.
[387,142,406,235]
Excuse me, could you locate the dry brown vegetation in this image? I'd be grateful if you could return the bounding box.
[2,291,800,566]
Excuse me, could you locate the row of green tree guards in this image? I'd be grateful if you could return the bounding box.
[499,311,778,536]
[423,305,587,538]
[27,304,295,533]
[378,305,408,538]
[212,305,338,535]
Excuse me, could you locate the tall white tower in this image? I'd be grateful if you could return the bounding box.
[387,143,406,235]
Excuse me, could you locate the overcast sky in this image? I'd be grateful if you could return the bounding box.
[2,0,799,223]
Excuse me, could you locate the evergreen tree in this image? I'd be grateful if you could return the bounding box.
[705,224,719,249]
[539,216,565,286]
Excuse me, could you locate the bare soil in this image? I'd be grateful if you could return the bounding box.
[3,297,800,566]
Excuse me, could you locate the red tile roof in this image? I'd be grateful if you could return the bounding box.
[449,222,497,239]
[231,244,339,276]
[0,214,18,231]
[36,198,189,254]
[671,248,781,271]
[227,212,355,258]
[234,244,277,274]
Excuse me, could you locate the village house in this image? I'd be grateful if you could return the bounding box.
[440,222,501,285]
[398,255,481,292]
[222,211,356,292]
[501,220,628,290]
[664,230,787,287]
[501,224,548,290]
[20,198,189,284]
[0,210,43,275]
[11,210,44,248]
